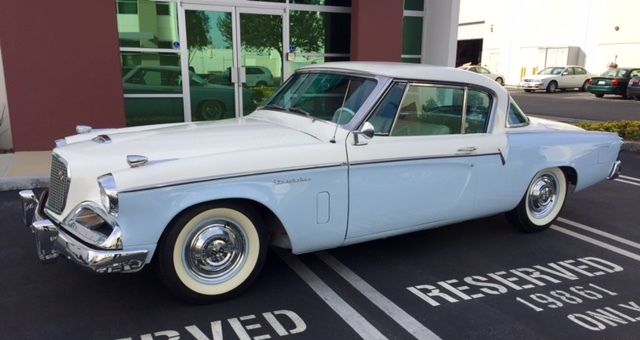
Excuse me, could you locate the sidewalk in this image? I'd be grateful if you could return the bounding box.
[0,151,50,191]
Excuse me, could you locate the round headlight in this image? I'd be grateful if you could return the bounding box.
[98,174,118,215]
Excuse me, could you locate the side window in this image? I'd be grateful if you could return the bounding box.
[479,67,491,74]
[465,90,491,133]
[367,82,406,135]
[563,68,574,75]
[390,85,464,136]
[575,67,587,75]
[630,69,640,77]
[507,98,529,127]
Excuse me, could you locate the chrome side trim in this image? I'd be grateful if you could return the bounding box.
[121,162,347,193]
[349,152,502,166]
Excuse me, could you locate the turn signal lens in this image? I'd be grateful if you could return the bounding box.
[588,79,593,85]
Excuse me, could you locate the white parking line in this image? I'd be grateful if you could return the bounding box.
[551,225,640,262]
[558,217,640,250]
[317,251,442,340]
[614,178,640,187]
[276,251,388,340]
[619,175,640,182]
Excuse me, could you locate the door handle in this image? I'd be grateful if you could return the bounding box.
[457,146,477,154]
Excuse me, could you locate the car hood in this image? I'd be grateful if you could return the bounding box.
[57,116,324,165]
[524,75,554,81]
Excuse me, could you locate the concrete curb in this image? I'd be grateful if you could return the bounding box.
[0,176,49,191]
[622,141,640,153]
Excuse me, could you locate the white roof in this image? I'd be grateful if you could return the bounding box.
[300,61,505,93]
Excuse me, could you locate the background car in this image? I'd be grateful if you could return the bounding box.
[123,65,254,124]
[588,68,640,98]
[223,66,275,87]
[458,65,505,85]
[519,66,593,93]
[627,76,640,100]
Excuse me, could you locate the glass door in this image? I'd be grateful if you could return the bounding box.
[184,7,237,121]
[182,5,285,121]
[238,9,285,116]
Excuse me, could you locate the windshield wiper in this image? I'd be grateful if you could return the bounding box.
[262,104,313,120]
[287,106,313,119]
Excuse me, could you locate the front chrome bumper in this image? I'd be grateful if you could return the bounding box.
[607,160,622,180]
[19,190,147,273]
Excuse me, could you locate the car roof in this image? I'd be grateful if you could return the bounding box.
[299,62,503,92]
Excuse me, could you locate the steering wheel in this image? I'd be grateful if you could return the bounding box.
[332,107,356,124]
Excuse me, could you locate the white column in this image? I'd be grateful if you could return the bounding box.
[0,46,13,150]
[421,0,461,66]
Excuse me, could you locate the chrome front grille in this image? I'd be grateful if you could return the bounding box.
[46,154,70,214]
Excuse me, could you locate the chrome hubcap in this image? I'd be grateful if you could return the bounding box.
[527,174,558,219]
[185,220,246,283]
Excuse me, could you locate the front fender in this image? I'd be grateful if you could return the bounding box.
[116,165,348,258]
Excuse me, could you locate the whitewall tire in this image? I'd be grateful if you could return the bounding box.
[507,168,567,232]
[157,202,267,303]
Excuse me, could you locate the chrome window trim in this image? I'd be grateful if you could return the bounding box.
[372,82,493,137]
[388,81,411,135]
[363,81,408,136]
[505,96,530,128]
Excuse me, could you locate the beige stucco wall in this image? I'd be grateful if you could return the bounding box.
[459,0,640,84]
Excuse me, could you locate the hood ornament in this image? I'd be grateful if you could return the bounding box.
[76,125,92,134]
[92,134,111,144]
[127,155,148,168]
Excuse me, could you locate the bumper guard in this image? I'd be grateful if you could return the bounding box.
[19,190,147,273]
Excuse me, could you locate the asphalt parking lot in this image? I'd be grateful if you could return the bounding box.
[1,151,639,340]
[509,89,640,122]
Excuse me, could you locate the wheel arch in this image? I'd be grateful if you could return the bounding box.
[559,166,578,190]
[153,198,291,263]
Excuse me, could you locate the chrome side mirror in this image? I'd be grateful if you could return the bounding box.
[352,122,375,146]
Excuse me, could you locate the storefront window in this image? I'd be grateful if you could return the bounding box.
[403,16,422,56]
[116,1,179,49]
[291,0,351,6]
[290,11,350,54]
[404,0,424,11]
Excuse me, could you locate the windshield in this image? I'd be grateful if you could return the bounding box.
[599,69,630,78]
[263,72,377,124]
[537,67,565,75]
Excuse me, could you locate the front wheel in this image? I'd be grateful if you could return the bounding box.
[156,202,267,303]
[506,168,567,232]
[546,81,558,93]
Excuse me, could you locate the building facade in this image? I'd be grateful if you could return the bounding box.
[458,0,640,84]
[0,0,459,151]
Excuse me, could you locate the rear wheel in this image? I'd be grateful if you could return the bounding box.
[506,168,567,232]
[546,81,558,93]
[156,202,267,303]
[524,89,533,93]
[595,93,604,98]
[635,95,640,101]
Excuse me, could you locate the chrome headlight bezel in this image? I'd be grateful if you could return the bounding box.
[98,173,118,216]
[62,201,123,250]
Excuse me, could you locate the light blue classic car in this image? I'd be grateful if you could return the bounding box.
[20,62,622,303]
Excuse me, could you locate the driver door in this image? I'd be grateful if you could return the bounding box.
[346,82,507,239]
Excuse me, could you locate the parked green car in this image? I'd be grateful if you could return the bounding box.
[587,68,640,98]
[123,66,254,125]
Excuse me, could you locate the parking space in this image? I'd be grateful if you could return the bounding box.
[1,151,638,340]
[509,90,640,122]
